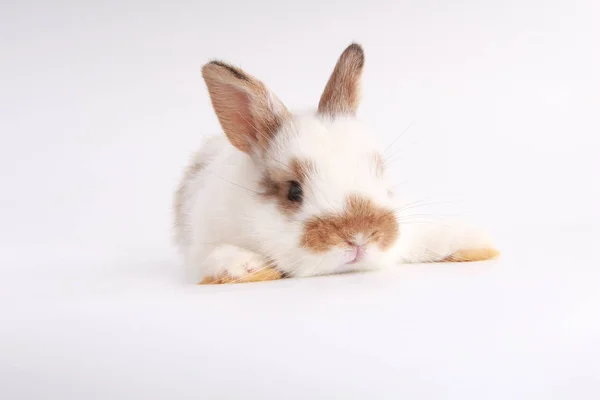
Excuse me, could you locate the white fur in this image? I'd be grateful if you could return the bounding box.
[201,244,270,279]
[175,113,493,282]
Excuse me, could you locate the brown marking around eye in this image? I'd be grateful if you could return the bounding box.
[259,158,316,215]
[301,195,398,253]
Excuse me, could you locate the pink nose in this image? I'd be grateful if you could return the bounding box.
[348,245,365,264]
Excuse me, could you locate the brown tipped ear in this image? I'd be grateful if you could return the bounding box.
[202,61,290,154]
[318,43,365,116]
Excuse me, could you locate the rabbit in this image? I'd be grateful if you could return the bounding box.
[174,43,499,284]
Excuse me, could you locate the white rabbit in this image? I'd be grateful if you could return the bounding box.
[174,43,498,284]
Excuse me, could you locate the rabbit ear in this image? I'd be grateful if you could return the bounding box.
[202,61,290,154]
[318,43,365,116]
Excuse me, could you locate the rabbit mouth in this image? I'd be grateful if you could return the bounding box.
[346,245,366,264]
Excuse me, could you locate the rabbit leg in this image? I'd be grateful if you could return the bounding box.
[397,220,499,263]
[197,244,282,285]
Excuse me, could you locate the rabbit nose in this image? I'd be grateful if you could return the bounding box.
[348,233,367,246]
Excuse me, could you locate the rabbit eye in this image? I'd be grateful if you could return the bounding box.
[287,181,303,202]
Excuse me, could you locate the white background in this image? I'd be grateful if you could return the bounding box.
[1,0,599,399]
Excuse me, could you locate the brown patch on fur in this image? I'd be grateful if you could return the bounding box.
[259,158,316,215]
[301,195,398,253]
[443,248,500,262]
[198,267,282,284]
[291,158,316,181]
[318,43,365,116]
[173,153,205,243]
[202,61,290,153]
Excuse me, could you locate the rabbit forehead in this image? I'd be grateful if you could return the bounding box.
[281,113,377,150]
[267,113,390,211]
[270,113,381,172]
